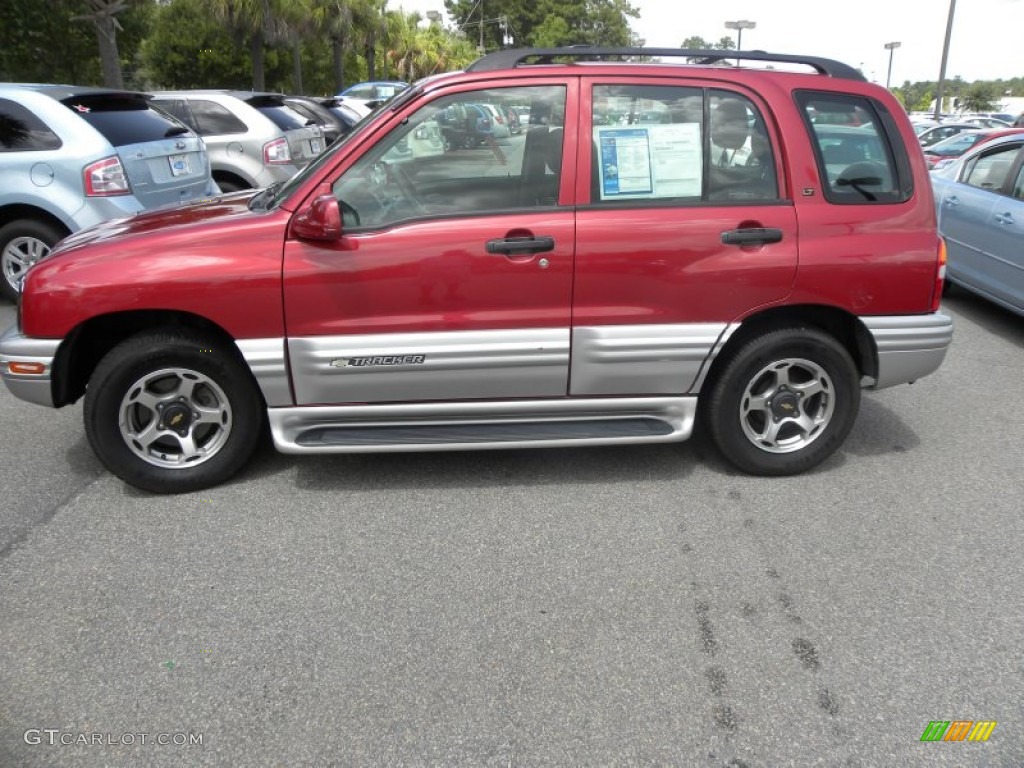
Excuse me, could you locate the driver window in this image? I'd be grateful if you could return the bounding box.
[333,85,567,230]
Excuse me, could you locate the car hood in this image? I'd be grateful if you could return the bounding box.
[53,192,261,254]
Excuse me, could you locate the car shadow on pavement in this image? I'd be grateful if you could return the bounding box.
[235,434,702,492]
[942,288,1024,350]
[840,394,920,458]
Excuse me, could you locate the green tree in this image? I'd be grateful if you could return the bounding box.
[139,0,258,88]
[444,0,638,50]
[960,82,998,112]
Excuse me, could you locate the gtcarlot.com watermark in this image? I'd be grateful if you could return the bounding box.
[24,729,203,747]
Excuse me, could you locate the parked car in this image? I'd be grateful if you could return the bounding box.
[436,102,492,150]
[283,95,347,145]
[924,128,1024,170]
[916,122,979,148]
[0,84,216,300]
[335,81,408,110]
[960,116,1011,129]
[932,132,1024,315]
[316,97,371,137]
[475,103,512,139]
[1,46,952,493]
[150,91,325,192]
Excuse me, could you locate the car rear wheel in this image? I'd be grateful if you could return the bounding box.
[706,327,860,476]
[0,219,67,300]
[84,331,264,493]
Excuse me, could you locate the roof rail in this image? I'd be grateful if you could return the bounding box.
[466,46,866,81]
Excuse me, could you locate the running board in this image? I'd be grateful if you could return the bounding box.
[268,397,696,454]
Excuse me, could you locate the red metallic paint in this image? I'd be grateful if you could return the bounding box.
[21,196,289,340]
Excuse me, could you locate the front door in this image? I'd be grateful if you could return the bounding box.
[283,81,578,405]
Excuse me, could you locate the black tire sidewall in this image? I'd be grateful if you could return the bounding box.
[84,333,264,494]
[707,328,861,476]
[0,219,66,300]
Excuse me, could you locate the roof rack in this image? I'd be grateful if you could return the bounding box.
[466,46,865,82]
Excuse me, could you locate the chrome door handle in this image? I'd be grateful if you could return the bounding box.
[994,212,1014,225]
[944,195,960,207]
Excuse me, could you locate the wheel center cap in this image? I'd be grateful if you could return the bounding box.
[771,391,800,419]
[161,403,193,432]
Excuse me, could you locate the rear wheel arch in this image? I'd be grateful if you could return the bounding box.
[698,305,876,397]
[52,311,259,408]
[212,171,252,192]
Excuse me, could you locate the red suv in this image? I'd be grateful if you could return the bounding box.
[0,47,953,493]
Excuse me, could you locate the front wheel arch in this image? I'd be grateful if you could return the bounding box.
[52,311,255,408]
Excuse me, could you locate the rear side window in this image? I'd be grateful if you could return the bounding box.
[246,97,309,131]
[186,100,247,136]
[796,91,910,204]
[0,98,62,151]
[590,85,779,204]
[960,143,1022,193]
[61,94,190,147]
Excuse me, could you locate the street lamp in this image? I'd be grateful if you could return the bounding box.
[884,41,901,89]
[724,20,756,52]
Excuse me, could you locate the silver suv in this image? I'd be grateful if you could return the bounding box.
[0,84,216,299]
[150,91,325,192]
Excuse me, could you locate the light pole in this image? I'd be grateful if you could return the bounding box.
[725,20,756,52]
[884,41,900,89]
[934,0,957,119]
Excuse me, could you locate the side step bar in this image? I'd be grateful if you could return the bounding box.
[268,397,697,454]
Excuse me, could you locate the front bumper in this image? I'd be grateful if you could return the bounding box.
[861,312,954,390]
[0,324,60,407]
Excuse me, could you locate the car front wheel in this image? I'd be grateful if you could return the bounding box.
[0,219,67,300]
[83,331,264,493]
[706,327,860,476]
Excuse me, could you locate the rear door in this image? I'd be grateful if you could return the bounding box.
[572,79,798,395]
[938,140,1024,307]
[63,93,210,208]
[283,80,578,405]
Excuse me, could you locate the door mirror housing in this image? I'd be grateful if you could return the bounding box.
[291,191,342,241]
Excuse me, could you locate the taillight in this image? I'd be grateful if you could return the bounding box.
[263,137,292,165]
[931,236,947,312]
[83,156,130,196]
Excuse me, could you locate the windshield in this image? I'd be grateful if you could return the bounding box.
[929,132,986,157]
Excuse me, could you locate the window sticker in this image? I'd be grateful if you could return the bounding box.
[595,123,701,200]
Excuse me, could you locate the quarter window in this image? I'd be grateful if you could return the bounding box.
[333,85,566,230]
[797,91,907,204]
[0,98,62,151]
[187,99,248,136]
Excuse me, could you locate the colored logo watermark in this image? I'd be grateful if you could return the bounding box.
[920,721,997,742]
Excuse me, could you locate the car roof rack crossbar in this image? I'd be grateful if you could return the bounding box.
[466,46,866,81]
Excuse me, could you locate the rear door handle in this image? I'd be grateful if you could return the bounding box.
[944,195,960,207]
[486,236,555,255]
[994,212,1014,225]
[720,227,784,246]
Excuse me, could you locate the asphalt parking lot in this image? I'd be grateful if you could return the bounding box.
[0,290,1021,767]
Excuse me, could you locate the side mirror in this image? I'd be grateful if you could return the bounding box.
[291,192,342,241]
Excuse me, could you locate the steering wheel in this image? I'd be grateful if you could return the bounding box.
[385,161,424,214]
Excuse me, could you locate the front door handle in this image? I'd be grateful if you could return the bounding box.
[994,212,1014,225]
[486,236,555,255]
[944,195,960,207]
[720,227,784,246]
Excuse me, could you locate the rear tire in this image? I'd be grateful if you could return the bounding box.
[0,219,67,300]
[84,331,264,493]
[705,327,860,476]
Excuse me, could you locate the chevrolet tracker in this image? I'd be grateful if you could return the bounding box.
[0,47,954,493]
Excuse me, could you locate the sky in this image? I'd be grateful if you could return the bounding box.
[386,0,1024,86]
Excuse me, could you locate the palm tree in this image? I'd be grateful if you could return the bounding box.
[71,0,130,88]
[209,0,280,90]
[311,0,380,92]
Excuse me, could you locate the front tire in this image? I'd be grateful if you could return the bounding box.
[84,331,264,493]
[0,219,67,300]
[705,327,860,476]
